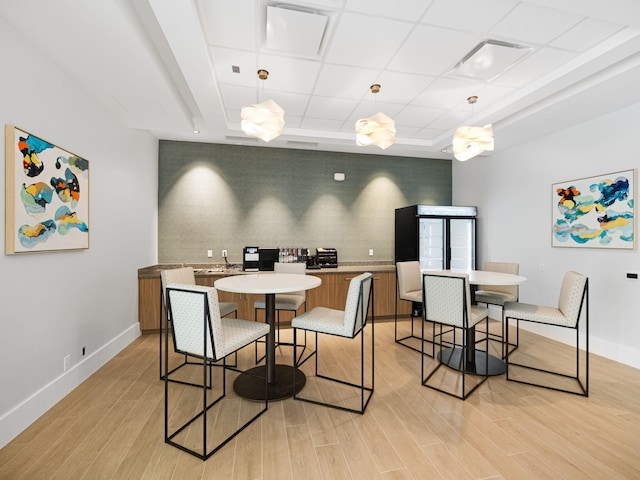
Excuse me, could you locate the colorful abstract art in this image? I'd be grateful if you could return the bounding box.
[552,169,636,249]
[5,125,89,253]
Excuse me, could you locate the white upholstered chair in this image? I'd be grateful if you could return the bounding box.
[160,267,238,383]
[254,262,307,361]
[291,272,374,414]
[474,261,520,358]
[394,261,425,353]
[164,284,269,460]
[503,271,589,396]
[421,272,489,400]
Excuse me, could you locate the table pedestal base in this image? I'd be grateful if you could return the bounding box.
[439,347,506,376]
[234,364,306,401]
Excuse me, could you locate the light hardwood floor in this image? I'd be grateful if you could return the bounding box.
[1,320,639,480]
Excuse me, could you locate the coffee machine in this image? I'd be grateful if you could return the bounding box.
[243,246,259,271]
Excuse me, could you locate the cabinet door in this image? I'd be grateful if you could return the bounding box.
[371,272,394,317]
[138,278,162,332]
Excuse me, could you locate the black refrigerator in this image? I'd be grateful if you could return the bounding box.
[395,205,477,270]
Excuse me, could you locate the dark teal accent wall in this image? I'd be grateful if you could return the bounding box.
[158,141,451,264]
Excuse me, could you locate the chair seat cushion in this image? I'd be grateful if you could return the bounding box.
[503,301,573,327]
[217,318,270,359]
[254,294,305,311]
[291,306,351,338]
[469,306,490,327]
[219,302,238,317]
[400,290,421,303]
[475,290,517,306]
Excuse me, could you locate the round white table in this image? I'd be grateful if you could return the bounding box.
[427,269,527,376]
[214,273,321,400]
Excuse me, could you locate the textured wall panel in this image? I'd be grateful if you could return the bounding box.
[159,141,451,263]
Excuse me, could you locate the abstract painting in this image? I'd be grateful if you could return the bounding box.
[5,125,89,253]
[552,169,636,249]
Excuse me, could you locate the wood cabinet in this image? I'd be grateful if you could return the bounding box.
[138,266,412,333]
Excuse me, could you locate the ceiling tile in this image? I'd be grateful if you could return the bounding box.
[427,109,471,130]
[209,47,257,88]
[393,105,447,127]
[413,77,484,109]
[421,0,518,33]
[264,91,311,117]
[325,13,413,69]
[492,47,577,88]
[255,54,322,93]
[550,18,625,52]
[218,84,257,111]
[348,101,405,121]
[198,0,257,50]
[300,117,345,131]
[314,64,381,99]
[489,3,584,45]
[374,71,436,104]
[388,25,481,76]
[306,96,359,119]
[345,0,433,21]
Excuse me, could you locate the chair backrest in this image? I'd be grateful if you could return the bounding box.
[166,284,227,361]
[396,261,421,298]
[161,267,196,299]
[557,271,588,327]
[480,261,519,298]
[423,272,471,328]
[343,272,373,337]
[274,262,306,298]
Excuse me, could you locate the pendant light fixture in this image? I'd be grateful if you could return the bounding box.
[355,84,396,150]
[241,69,285,142]
[452,96,494,161]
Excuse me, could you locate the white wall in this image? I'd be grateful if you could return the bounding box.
[0,18,158,447]
[453,103,640,369]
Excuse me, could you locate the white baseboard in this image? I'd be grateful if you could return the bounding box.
[0,324,141,449]
[517,321,640,370]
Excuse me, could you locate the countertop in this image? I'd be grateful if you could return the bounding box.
[138,262,396,279]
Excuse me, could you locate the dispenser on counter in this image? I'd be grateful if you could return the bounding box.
[243,246,259,271]
[316,247,338,268]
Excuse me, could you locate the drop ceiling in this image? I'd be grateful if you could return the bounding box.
[2,0,640,159]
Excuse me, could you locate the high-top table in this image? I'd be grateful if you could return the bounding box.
[214,272,321,400]
[428,269,527,376]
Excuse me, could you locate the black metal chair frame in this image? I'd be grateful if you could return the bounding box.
[293,274,374,414]
[421,273,489,400]
[159,282,237,388]
[505,278,589,397]
[394,270,455,357]
[254,302,307,364]
[164,286,268,460]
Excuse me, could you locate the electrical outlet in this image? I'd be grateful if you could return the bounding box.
[369,249,374,256]
[207,249,213,258]
[222,249,228,258]
[63,354,71,371]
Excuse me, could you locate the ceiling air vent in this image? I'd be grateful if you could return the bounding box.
[287,140,319,148]
[226,135,260,143]
[449,39,532,81]
[264,5,329,58]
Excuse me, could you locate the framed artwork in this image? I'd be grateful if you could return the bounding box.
[552,169,636,249]
[5,125,89,254]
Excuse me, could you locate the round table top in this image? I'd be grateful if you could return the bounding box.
[214,272,321,294]
[428,269,527,286]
